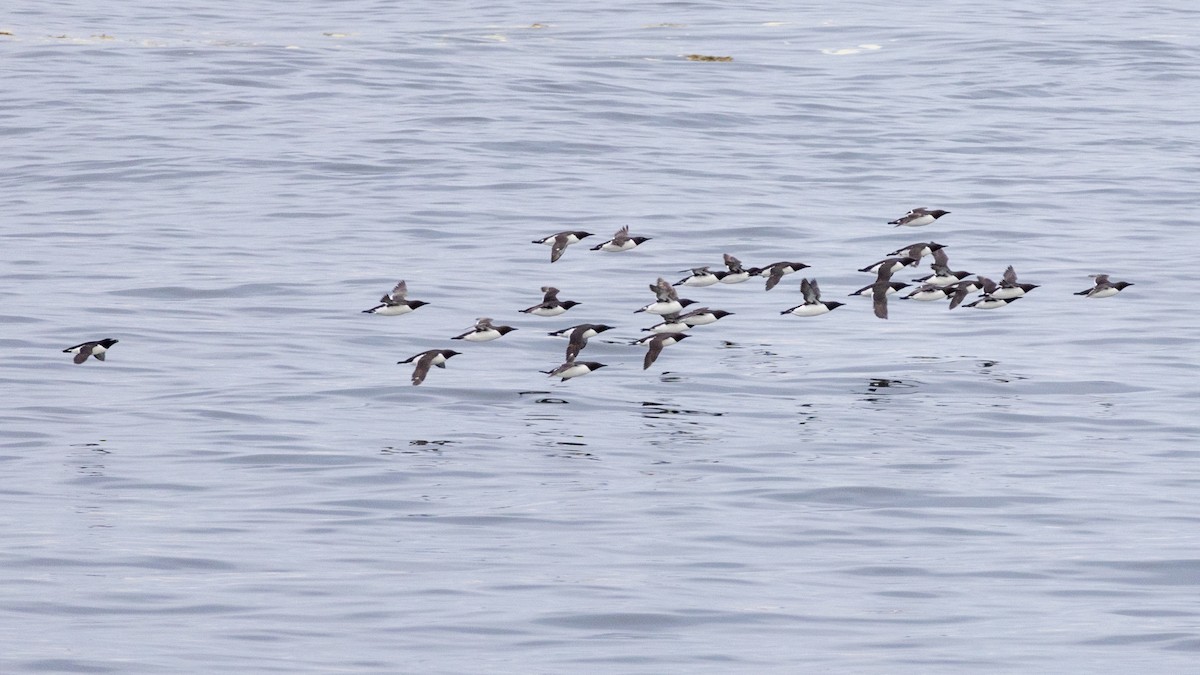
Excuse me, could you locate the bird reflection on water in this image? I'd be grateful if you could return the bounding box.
[639,400,725,448]
[861,377,919,404]
[381,440,455,456]
[640,401,725,418]
[515,391,597,457]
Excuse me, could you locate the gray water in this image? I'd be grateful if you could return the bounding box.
[3,1,1200,672]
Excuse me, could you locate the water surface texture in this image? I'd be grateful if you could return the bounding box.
[3,1,1200,672]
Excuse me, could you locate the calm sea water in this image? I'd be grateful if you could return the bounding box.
[3,1,1200,672]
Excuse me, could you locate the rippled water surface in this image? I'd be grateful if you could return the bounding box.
[3,1,1200,672]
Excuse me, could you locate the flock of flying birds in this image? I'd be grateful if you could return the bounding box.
[63,208,1134,382]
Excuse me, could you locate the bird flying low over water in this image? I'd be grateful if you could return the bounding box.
[871,281,893,319]
[643,306,733,333]
[642,313,690,334]
[888,241,946,261]
[533,230,593,262]
[636,333,690,370]
[591,225,650,252]
[452,317,517,342]
[1075,274,1133,298]
[849,280,909,298]
[63,338,119,364]
[520,286,581,316]
[749,261,810,291]
[912,248,972,287]
[889,207,950,227]
[859,256,918,275]
[636,278,694,315]
[860,269,904,319]
[674,266,720,287]
[678,307,733,327]
[946,276,996,310]
[850,278,908,319]
[992,265,1039,299]
[555,323,615,361]
[900,284,950,301]
[965,295,1019,309]
[782,278,844,317]
[363,280,429,315]
[715,253,751,284]
[544,361,607,381]
[398,349,461,386]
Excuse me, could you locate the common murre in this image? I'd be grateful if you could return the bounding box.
[635,278,695,315]
[520,286,581,316]
[782,278,844,317]
[642,313,690,334]
[532,230,593,263]
[636,333,690,370]
[362,280,429,315]
[888,207,950,227]
[946,276,996,310]
[678,307,733,327]
[714,253,751,284]
[858,256,919,275]
[993,265,1039,300]
[590,225,650,252]
[900,284,949,301]
[1075,274,1133,298]
[398,349,461,386]
[553,323,615,361]
[965,296,1019,310]
[63,338,119,364]
[673,266,720,287]
[749,261,810,291]
[888,241,946,261]
[452,317,517,342]
[544,360,607,381]
[849,280,909,298]
[912,248,972,287]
